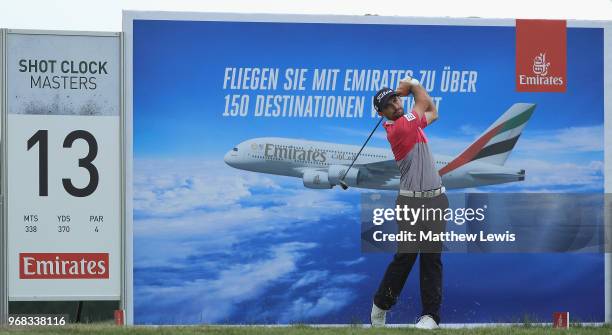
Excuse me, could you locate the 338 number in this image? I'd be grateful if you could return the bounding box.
[27,129,99,197]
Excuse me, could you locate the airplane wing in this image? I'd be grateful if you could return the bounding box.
[293,166,326,175]
[469,170,525,181]
[360,159,400,185]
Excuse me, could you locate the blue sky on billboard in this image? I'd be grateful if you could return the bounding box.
[132,19,604,324]
[134,20,603,192]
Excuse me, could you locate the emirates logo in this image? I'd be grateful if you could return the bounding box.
[532,52,550,76]
[515,19,566,92]
[19,253,109,279]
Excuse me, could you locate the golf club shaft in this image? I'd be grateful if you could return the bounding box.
[340,116,384,184]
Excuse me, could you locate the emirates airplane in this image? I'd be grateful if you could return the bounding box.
[224,103,535,190]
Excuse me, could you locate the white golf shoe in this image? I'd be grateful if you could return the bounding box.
[370,303,387,327]
[415,315,439,329]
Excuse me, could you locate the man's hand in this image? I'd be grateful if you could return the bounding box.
[395,76,420,97]
[396,81,411,97]
[397,76,438,126]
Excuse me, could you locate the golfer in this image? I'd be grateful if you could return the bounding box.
[370,77,449,329]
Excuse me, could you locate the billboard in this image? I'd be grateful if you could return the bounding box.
[3,30,122,301]
[124,12,611,324]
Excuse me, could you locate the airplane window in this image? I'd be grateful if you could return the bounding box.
[232,147,238,151]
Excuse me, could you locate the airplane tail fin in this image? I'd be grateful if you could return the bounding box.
[439,103,535,175]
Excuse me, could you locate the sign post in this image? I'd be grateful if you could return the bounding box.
[1,30,127,313]
[1,28,7,326]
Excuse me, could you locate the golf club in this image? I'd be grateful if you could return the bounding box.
[339,116,384,190]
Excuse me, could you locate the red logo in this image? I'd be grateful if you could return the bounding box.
[553,312,569,328]
[516,19,567,92]
[19,253,109,279]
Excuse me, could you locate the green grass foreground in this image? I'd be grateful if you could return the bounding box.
[0,324,611,335]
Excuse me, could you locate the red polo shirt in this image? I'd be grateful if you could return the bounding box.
[383,109,429,161]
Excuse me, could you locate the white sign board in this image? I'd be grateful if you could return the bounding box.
[5,31,121,300]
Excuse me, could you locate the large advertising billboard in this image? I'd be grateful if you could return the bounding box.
[124,12,610,325]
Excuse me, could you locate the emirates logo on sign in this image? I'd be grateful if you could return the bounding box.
[532,53,550,76]
[518,51,563,88]
[516,20,567,92]
[19,253,109,279]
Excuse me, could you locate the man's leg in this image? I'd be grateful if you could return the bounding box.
[373,194,420,310]
[373,251,418,310]
[419,252,443,324]
[418,193,448,325]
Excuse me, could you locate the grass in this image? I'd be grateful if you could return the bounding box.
[0,324,611,335]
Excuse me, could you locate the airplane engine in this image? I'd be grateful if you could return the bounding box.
[302,170,333,189]
[328,165,360,186]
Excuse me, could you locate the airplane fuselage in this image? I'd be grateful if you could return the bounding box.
[224,137,525,190]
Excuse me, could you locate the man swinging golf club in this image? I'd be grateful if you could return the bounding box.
[370,76,449,329]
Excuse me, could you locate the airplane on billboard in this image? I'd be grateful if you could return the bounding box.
[224,103,535,190]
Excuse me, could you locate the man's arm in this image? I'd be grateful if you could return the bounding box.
[397,77,438,125]
[411,84,438,125]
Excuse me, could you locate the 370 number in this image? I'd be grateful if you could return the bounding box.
[27,129,99,197]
